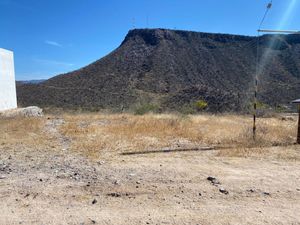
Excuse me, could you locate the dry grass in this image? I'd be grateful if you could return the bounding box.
[1,112,297,159]
[0,117,47,147]
[58,113,298,159]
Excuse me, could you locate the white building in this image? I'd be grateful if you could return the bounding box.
[0,48,17,111]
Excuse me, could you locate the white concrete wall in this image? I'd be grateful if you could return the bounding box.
[0,48,17,111]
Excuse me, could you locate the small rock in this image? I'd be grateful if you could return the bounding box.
[24,193,30,198]
[207,176,215,181]
[97,161,105,165]
[92,199,97,204]
[107,193,121,197]
[89,219,96,224]
[207,176,220,185]
[263,192,270,196]
[33,193,38,199]
[113,180,120,185]
[219,188,229,195]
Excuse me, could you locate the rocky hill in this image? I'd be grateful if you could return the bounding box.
[17,29,300,112]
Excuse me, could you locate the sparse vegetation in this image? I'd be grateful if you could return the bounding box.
[1,113,297,159]
[56,113,298,159]
[133,103,159,115]
[256,101,269,110]
[0,117,47,147]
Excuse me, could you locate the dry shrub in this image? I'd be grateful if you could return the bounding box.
[197,115,296,147]
[234,118,296,147]
[215,117,298,158]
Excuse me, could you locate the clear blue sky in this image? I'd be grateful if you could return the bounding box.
[0,0,299,80]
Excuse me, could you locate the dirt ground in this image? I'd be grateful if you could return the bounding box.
[0,114,299,225]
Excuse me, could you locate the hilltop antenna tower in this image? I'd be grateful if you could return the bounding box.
[132,17,136,29]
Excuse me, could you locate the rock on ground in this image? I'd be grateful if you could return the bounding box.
[0,106,43,118]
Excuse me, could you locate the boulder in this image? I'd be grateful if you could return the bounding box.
[0,106,43,118]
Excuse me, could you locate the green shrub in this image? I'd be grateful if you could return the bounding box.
[275,104,287,113]
[256,101,269,110]
[180,100,208,115]
[194,100,208,111]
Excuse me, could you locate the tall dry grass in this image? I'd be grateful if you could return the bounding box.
[0,117,47,147]
[59,113,298,159]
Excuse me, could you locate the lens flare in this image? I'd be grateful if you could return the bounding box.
[257,0,299,76]
[278,0,298,30]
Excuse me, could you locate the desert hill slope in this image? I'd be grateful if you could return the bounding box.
[17,29,300,112]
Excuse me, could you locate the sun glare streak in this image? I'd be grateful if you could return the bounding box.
[257,0,299,76]
[277,0,298,30]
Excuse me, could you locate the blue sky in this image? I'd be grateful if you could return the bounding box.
[0,0,299,80]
